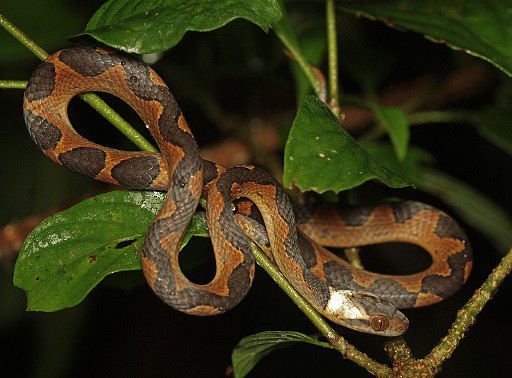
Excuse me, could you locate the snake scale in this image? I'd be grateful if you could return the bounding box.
[23,47,472,336]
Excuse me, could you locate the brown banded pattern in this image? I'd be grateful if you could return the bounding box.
[23,47,472,336]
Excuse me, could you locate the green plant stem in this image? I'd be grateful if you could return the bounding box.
[0,80,26,89]
[326,0,340,118]
[0,13,157,152]
[274,29,321,97]
[249,242,393,376]
[408,110,474,125]
[79,93,158,152]
[0,13,48,60]
[425,246,512,368]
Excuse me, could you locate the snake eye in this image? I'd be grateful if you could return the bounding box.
[370,315,389,332]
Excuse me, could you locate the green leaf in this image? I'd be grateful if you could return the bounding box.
[365,143,434,182]
[73,0,283,54]
[232,331,331,378]
[283,96,410,193]
[345,96,410,161]
[339,0,512,77]
[13,190,208,312]
[368,105,410,161]
[475,106,512,156]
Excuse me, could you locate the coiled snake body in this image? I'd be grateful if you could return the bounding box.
[23,47,472,336]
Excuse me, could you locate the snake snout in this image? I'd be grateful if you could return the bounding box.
[326,290,408,336]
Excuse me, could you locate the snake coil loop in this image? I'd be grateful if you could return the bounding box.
[23,47,472,336]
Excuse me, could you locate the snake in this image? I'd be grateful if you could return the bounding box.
[23,47,473,336]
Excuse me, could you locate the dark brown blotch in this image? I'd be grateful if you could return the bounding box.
[421,250,471,299]
[202,160,220,186]
[301,266,330,308]
[434,213,469,241]
[323,260,354,289]
[23,109,62,150]
[111,156,161,188]
[24,61,56,102]
[297,232,318,268]
[338,205,374,226]
[391,201,434,224]
[59,47,116,76]
[58,147,106,178]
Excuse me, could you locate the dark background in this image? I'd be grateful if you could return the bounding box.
[1,0,511,377]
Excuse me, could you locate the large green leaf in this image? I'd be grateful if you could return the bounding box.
[339,0,512,77]
[13,190,208,312]
[283,95,410,193]
[232,331,331,378]
[73,0,283,54]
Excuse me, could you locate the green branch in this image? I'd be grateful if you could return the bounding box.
[408,110,475,125]
[79,93,158,152]
[0,13,48,60]
[326,0,340,118]
[0,13,157,152]
[249,242,392,376]
[425,246,512,368]
[0,80,26,89]
[275,32,321,97]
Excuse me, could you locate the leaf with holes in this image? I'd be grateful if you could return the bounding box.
[283,96,410,193]
[13,190,208,312]
[232,331,331,378]
[72,0,283,54]
[339,0,512,77]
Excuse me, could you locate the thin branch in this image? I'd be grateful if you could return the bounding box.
[326,0,340,119]
[408,110,475,125]
[79,93,158,152]
[0,13,48,60]
[249,242,393,376]
[0,13,157,152]
[0,80,26,89]
[274,28,321,97]
[425,246,512,368]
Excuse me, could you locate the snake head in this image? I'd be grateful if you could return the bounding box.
[325,289,408,336]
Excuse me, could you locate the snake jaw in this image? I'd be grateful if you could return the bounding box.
[325,290,409,336]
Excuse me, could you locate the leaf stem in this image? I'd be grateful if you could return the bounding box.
[249,242,392,376]
[0,13,157,152]
[274,29,321,97]
[326,0,340,118]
